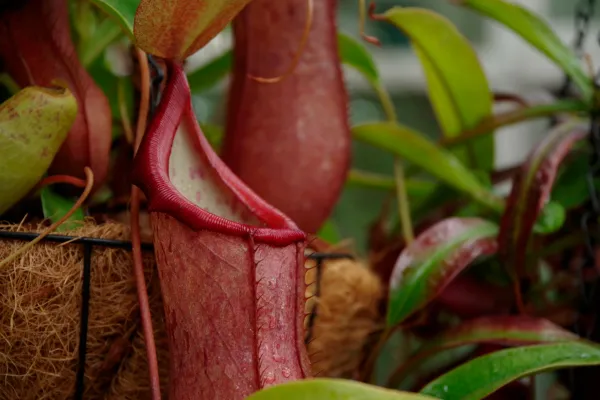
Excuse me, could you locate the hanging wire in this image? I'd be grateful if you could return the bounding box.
[0,227,351,395]
[558,0,596,98]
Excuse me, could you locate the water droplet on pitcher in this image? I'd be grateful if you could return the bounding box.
[282,368,291,378]
[263,371,275,384]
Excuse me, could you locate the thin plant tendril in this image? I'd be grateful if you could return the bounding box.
[0,167,94,269]
[359,0,381,46]
[248,0,314,84]
[132,47,162,400]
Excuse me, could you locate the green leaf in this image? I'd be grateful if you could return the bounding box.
[387,217,498,326]
[533,200,566,234]
[347,169,437,196]
[247,378,439,400]
[337,32,380,86]
[352,122,503,211]
[200,123,224,152]
[0,86,77,215]
[317,219,341,244]
[388,316,578,388]
[187,51,233,94]
[420,341,600,400]
[453,0,592,100]
[552,153,599,210]
[80,16,123,67]
[378,7,493,170]
[498,119,587,276]
[41,187,85,232]
[90,0,138,38]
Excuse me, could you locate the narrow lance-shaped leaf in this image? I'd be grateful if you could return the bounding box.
[133,0,252,59]
[222,0,350,233]
[376,7,494,170]
[0,0,113,191]
[452,0,593,100]
[387,217,499,326]
[388,316,578,387]
[247,378,439,400]
[132,61,311,399]
[0,86,77,215]
[352,122,503,211]
[421,341,600,400]
[498,119,587,276]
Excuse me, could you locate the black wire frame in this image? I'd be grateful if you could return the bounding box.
[0,229,352,398]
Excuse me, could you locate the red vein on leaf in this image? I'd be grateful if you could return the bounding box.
[248,0,313,83]
[132,47,161,400]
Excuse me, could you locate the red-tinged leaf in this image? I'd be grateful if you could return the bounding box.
[388,316,578,387]
[133,0,251,60]
[436,275,513,319]
[0,0,112,191]
[387,217,499,327]
[498,119,587,276]
[132,61,311,399]
[222,0,351,233]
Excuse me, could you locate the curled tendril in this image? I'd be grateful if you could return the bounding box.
[359,0,381,46]
[248,0,314,84]
[0,167,94,269]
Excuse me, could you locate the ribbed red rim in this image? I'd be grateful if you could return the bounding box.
[132,60,305,244]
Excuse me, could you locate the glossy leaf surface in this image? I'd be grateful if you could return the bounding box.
[380,7,493,170]
[421,341,600,400]
[498,119,587,275]
[247,378,439,400]
[387,217,498,326]
[0,87,76,215]
[453,0,592,100]
[389,316,578,387]
[337,31,380,86]
[89,0,138,38]
[352,122,503,211]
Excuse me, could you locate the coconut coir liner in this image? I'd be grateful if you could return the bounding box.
[0,220,168,400]
[0,219,382,399]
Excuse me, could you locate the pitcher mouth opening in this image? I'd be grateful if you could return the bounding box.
[132,60,305,245]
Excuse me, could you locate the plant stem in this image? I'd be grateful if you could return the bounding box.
[375,83,397,122]
[394,160,414,244]
[118,78,134,144]
[374,81,415,242]
[132,48,161,400]
[0,168,94,269]
[441,100,588,148]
